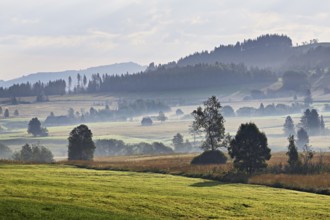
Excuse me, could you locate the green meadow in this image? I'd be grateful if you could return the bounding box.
[0,164,329,219]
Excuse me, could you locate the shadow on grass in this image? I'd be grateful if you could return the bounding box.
[190,181,227,187]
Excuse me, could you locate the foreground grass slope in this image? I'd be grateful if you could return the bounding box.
[0,164,329,219]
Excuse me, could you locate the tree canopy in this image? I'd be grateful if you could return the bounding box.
[27,117,48,137]
[283,116,295,137]
[192,96,226,151]
[12,144,54,163]
[68,124,95,160]
[229,123,271,173]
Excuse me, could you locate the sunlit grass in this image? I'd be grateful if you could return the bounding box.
[0,164,329,219]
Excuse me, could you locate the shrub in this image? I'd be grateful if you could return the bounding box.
[141,117,153,126]
[191,150,227,165]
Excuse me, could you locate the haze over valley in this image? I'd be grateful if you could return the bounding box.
[0,1,329,219]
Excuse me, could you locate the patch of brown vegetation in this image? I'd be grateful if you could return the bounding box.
[61,152,330,195]
[249,173,330,193]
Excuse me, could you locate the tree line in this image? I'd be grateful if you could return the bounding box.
[0,80,66,98]
[83,63,275,93]
[174,34,292,68]
[44,99,170,126]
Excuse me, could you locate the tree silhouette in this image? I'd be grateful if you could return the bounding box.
[172,133,184,152]
[68,76,72,93]
[27,117,42,136]
[286,135,300,172]
[176,109,184,116]
[4,109,9,118]
[83,75,87,89]
[157,111,167,122]
[229,123,271,173]
[192,96,225,151]
[12,144,53,163]
[77,73,81,91]
[141,117,153,126]
[14,109,19,116]
[68,124,95,160]
[283,116,295,136]
[297,127,309,147]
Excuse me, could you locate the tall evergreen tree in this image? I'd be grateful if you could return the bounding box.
[286,135,300,172]
[83,75,87,89]
[77,73,81,91]
[68,76,72,93]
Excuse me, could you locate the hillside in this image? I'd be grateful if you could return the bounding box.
[2,34,330,97]
[0,62,146,88]
[168,34,330,73]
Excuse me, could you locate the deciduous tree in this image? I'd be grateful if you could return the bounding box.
[68,124,95,160]
[191,96,226,151]
[229,123,271,173]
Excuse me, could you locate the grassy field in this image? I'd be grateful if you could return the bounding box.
[0,164,329,219]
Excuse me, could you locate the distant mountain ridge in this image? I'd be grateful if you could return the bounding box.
[0,62,146,87]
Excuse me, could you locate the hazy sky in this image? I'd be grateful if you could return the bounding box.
[1,0,330,80]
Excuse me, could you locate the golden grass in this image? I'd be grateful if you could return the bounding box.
[62,152,330,194]
[62,153,233,178]
[249,173,330,190]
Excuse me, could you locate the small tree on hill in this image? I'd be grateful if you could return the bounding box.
[68,124,95,160]
[286,135,300,172]
[229,123,271,174]
[283,116,295,136]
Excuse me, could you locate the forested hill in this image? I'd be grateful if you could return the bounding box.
[159,34,330,72]
[86,63,276,93]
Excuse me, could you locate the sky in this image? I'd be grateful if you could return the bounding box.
[0,0,330,80]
